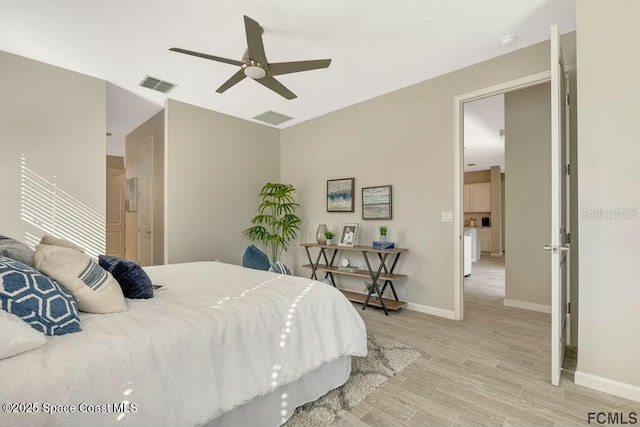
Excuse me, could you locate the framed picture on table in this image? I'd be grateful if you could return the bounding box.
[338,223,359,247]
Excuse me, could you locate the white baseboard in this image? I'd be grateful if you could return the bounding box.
[491,252,503,257]
[575,371,640,402]
[406,302,456,319]
[339,288,456,320]
[503,298,551,314]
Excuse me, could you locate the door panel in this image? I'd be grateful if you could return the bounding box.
[138,137,154,266]
[549,24,569,387]
[106,165,126,258]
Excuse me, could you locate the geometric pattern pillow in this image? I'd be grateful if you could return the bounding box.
[34,244,127,314]
[98,255,154,299]
[0,256,81,336]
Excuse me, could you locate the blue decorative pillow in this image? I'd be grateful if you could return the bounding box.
[98,255,153,299]
[0,256,81,336]
[242,245,270,271]
[0,236,35,267]
[269,261,293,275]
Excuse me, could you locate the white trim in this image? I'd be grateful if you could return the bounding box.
[406,302,456,320]
[503,298,551,314]
[340,289,456,320]
[163,100,169,265]
[575,371,640,403]
[490,252,503,257]
[453,70,552,321]
[137,135,154,266]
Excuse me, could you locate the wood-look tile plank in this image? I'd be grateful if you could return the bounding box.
[332,255,637,427]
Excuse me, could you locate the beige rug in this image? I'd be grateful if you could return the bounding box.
[285,334,421,427]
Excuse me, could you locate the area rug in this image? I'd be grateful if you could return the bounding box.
[285,334,421,427]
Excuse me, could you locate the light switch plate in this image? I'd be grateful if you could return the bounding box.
[441,211,453,222]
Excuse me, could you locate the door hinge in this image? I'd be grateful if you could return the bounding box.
[566,164,570,175]
[567,302,571,314]
[566,233,570,244]
[566,93,570,106]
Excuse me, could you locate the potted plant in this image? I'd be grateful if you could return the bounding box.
[325,231,335,245]
[244,182,301,262]
[364,282,378,299]
[379,225,388,243]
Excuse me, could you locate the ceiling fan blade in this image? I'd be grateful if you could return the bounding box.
[169,47,243,66]
[216,70,247,93]
[256,77,297,100]
[268,59,332,76]
[243,16,268,65]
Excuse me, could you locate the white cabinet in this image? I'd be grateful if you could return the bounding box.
[463,182,491,213]
[479,227,491,252]
[464,228,480,262]
[463,235,472,276]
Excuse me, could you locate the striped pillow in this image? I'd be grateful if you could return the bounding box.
[34,244,127,314]
[269,261,292,276]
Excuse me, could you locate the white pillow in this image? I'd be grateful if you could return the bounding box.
[40,234,85,253]
[0,310,47,359]
[34,244,127,314]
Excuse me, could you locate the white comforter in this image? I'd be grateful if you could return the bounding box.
[0,262,367,427]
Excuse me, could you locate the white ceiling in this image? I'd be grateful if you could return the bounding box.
[0,0,575,137]
[464,94,505,173]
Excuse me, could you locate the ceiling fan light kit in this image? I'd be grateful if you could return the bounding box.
[170,15,331,100]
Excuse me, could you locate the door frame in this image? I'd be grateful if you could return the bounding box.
[137,135,154,266]
[452,71,551,321]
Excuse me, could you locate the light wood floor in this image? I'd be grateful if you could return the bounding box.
[332,257,639,426]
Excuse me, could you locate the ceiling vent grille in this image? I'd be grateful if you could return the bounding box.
[253,111,293,126]
[139,75,176,94]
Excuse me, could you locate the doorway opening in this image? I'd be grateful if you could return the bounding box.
[462,94,505,303]
[453,71,551,321]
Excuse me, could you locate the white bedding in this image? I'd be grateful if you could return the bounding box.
[0,262,367,427]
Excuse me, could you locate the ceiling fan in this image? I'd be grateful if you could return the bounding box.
[169,16,331,100]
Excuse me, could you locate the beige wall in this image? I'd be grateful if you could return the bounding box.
[165,99,280,264]
[504,83,551,308]
[576,0,640,398]
[281,35,575,313]
[125,111,165,265]
[0,51,106,256]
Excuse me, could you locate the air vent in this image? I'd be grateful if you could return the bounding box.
[139,75,176,94]
[253,111,293,126]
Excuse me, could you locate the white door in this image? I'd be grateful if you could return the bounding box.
[548,24,570,387]
[138,137,154,266]
[106,164,126,257]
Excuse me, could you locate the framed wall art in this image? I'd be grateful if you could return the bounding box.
[327,178,354,212]
[362,185,392,220]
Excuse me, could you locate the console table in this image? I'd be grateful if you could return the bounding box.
[300,243,408,315]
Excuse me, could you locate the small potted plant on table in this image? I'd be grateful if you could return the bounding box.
[325,231,335,245]
[379,226,388,243]
[364,282,378,299]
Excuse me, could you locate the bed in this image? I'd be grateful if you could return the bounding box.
[0,261,368,427]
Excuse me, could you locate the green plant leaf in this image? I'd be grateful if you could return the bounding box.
[245,182,301,262]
